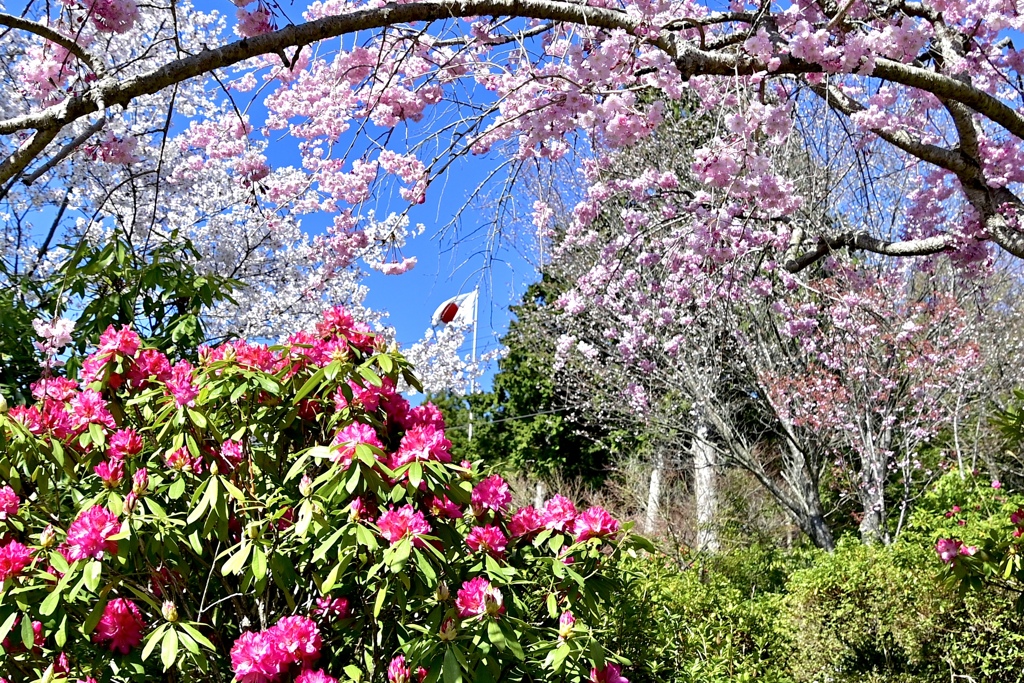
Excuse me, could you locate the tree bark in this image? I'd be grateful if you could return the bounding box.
[644,451,664,534]
[692,423,719,552]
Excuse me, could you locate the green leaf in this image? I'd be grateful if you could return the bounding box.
[408,462,423,489]
[168,477,186,500]
[343,665,363,682]
[83,594,109,635]
[40,585,63,616]
[179,622,216,650]
[162,628,179,670]
[0,612,18,644]
[187,408,207,428]
[443,647,463,683]
[21,611,34,649]
[373,586,388,618]
[358,365,383,388]
[546,593,558,619]
[252,547,267,582]
[84,559,103,592]
[313,528,346,563]
[222,541,252,576]
[142,623,169,661]
[487,619,505,650]
[549,642,571,673]
[294,366,328,404]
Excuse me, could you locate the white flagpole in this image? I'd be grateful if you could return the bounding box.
[468,289,479,441]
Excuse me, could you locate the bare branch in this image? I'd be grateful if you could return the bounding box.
[22,117,106,186]
[783,230,953,272]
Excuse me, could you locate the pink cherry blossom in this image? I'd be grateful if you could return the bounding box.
[66,506,121,560]
[92,598,146,654]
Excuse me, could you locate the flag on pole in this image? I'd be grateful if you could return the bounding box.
[431,291,478,326]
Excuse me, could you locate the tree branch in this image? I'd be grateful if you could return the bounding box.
[783,231,953,272]
[22,117,106,186]
[0,12,104,77]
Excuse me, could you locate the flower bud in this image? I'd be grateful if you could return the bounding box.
[38,525,56,548]
[299,474,313,497]
[247,524,260,540]
[438,618,457,642]
[558,611,575,640]
[162,601,178,623]
[484,587,503,617]
[132,468,149,495]
[436,582,449,602]
[124,492,138,513]
[209,460,220,476]
[0,394,7,414]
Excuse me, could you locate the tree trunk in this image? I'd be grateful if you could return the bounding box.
[644,451,664,534]
[692,424,719,552]
[858,420,890,545]
[533,480,547,510]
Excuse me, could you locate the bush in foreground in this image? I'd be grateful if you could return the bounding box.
[0,309,647,682]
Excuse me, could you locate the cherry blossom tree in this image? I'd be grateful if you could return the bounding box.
[3,0,1024,294]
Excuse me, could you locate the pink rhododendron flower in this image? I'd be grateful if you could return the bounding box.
[220,439,245,470]
[108,429,144,458]
[542,495,578,531]
[993,480,1002,489]
[332,422,383,467]
[165,447,203,473]
[388,655,410,683]
[92,598,146,654]
[270,615,321,666]
[936,538,977,564]
[390,424,452,468]
[166,360,199,406]
[31,377,78,402]
[508,506,543,538]
[0,486,19,520]
[132,468,149,495]
[456,577,504,618]
[1012,508,1024,526]
[94,458,125,488]
[231,630,286,683]
[426,494,463,519]
[97,325,141,357]
[70,389,116,430]
[126,349,172,388]
[314,596,350,620]
[590,663,629,683]
[66,506,121,560]
[296,671,337,683]
[377,505,431,546]
[573,507,620,541]
[471,475,511,515]
[0,540,33,581]
[466,525,507,558]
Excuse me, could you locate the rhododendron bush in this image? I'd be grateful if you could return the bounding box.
[0,308,646,682]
